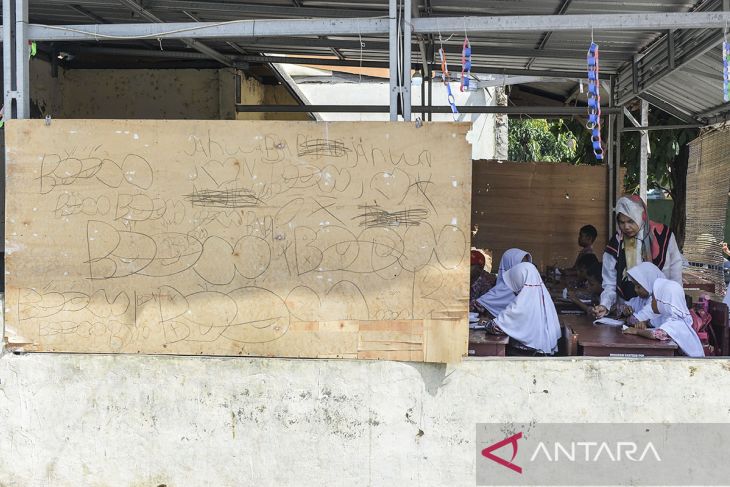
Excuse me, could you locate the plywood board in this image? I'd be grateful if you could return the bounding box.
[472,160,620,271]
[4,120,471,362]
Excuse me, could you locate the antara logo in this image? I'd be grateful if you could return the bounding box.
[481,432,662,474]
[481,432,523,474]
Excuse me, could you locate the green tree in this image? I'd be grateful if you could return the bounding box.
[508,112,698,248]
[621,111,698,249]
[508,118,577,162]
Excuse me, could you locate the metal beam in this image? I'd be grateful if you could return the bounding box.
[68,4,109,24]
[70,45,252,64]
[26,19,390,41]
[638,92,702,125]
[621,124,702,132]
[411,0,430,82]
[618,30,724,105]
[235,104,622,115]
[412,12,730,34]
[118,0,235,67]
[3,0,14,116]
[698,101,730,118]
[525,0,573,70]
[27,12,730,42]
[4,0,30,119]
[146,0,382,19]
[433,65,604,78]
[616,2,727,106]
[235,37,631,60]
[623,107,641,129]
[55,46,621,74]
[389,0,398,121]
[607,76,616,236]
[403,0,412,121]
[183,10,248,55]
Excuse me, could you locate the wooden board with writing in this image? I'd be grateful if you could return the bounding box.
[4,120,471,362]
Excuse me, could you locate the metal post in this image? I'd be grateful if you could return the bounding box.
[15,0,30,119]
[616,108,624,232]
[388,0,398,121]
[420,71,426,121]
[3,0,14,118]
[427,39,433,122]
[640,99,649,203]
[402,0,412,121]
[607,76,616,236]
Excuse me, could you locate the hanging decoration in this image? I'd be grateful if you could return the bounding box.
[586,42,603,161]
[439,46,459,119]
[460,36,472,92]
[723,33,729,103]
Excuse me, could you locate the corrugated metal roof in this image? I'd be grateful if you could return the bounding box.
[12,0,730,123]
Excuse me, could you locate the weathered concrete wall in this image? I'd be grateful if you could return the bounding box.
[28,59,236,120]
[1,354,728,486]
[235,71,310,122]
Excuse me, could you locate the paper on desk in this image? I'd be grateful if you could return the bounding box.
[469,323,487,330]
[593,317,625,326]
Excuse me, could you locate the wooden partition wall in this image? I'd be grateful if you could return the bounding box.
[472,160,618,271]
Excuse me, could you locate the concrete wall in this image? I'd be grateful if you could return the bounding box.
[235,71,310,122]
[29,59,237,120]
[1,353,728,486]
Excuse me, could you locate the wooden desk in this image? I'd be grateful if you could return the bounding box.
[469,329,509,357]
[683,269,717,294]
[561,315,678,357]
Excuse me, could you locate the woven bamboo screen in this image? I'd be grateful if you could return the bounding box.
[685,129,730,296]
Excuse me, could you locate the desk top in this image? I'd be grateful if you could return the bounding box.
[561,315,678,351]
[469,329,509,345]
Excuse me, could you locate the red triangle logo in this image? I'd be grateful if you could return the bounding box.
[481,432,523,474]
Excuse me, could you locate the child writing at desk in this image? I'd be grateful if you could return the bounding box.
[483,262,561,356]
[566,261,603,314]
[623,278,704,357]
[621,262,665,329]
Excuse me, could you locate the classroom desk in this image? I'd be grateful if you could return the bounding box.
[468,329,509,357]
[683,269,716,293]
[561,314,678,357]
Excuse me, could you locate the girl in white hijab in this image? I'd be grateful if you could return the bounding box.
[485,262,561,355]
[476,248,532,317]
[623,262,665,328]
[624,278,704,357]
[594,195,683,318]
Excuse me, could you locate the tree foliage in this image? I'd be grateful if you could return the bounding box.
[508,119,577,162]
[507,111,699,248]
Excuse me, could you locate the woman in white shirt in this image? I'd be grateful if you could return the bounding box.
[593,195,683,318]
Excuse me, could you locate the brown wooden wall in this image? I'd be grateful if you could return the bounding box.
[472,160,616,272]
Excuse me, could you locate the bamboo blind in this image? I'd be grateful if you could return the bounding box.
[685,129,730,296]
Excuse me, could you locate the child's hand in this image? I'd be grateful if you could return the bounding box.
[722,242,730,258]
[592,305,608,318]
[634,321,648,330]
[621,305,634,317]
